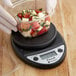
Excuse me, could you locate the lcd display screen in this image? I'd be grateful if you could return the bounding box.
[40,51,57,60]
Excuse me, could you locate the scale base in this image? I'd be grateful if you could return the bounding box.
[11,32,66,69]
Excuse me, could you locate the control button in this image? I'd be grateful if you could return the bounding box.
[33,57,38,61]
[48,61,50,63]
[47,59,50,63]
[58,49,63,53]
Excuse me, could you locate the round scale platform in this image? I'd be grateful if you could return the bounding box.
[11,23,57,50]
[11,23,66,69]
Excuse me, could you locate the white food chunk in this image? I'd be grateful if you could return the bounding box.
[22,30,31,37]
[31,10,37,15]
[22,18,29,22]
[37,26,43,31]
[45,21,50,25]
[32,16,39,21]
[38,12,45,18]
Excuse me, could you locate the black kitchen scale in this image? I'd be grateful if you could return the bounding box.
[11,23,66,69]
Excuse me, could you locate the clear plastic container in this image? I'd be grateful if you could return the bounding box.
[2,0,57,37]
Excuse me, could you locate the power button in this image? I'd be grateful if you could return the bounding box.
[58,49,63,53]
[33,57,38,61]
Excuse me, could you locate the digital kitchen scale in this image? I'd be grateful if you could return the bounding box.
[11,23,66,69]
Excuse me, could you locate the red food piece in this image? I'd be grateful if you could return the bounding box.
[17,13,23,19]
[37,26,47,35]
[23,13,30,18]
[31,29,37,37]
[45,16,51,22]
[29,16,32,21]
[20,22,30,30]
[17,25,22,32]
[31,22,40,30]
[35,9,42,14]
[31,29,35,35]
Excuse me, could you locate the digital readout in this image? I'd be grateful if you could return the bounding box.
[40,51,57,60]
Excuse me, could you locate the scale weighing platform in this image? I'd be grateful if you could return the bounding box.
[11,23,66,69]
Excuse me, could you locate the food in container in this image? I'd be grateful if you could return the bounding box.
[17,8,51,37]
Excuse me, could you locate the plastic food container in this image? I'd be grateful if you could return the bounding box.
[3,0,57,37]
